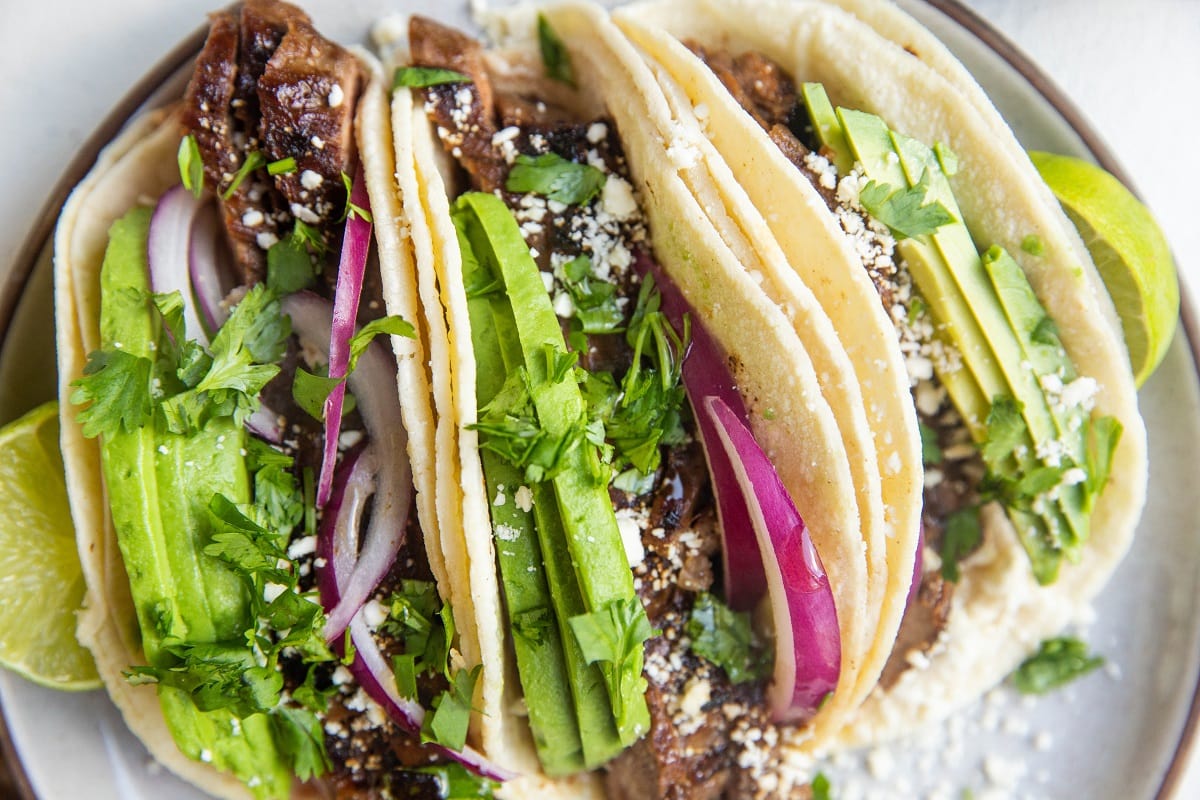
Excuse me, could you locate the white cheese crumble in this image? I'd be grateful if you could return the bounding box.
[514,485,534,513]
[242,209,264,227]
[361,598,388,630]
[614,507,646,566]
[328,84,345,108]
[495,523,521,542]
[300,169,324,190]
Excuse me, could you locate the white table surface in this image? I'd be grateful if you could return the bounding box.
[0,0,1197,797]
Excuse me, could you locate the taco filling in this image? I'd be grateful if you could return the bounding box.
[66,1,506,797]
[402,16,837,798]
[682,41,1123,683]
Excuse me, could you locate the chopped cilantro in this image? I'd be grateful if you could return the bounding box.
[512,606,553,647]
[1021,234,1045,256]
[568,597,655,735]
[537,14,575,87]
[392,66,472,89]
[348,315,416,373]
[1012,636,1104,694]
[939,506,982,583]
[412,763,498,799]
[505,153,605,206]
[812,772,832,800]
[394,653,420,700]
[267,156,297,176]
[980,394,1026,467]
[267,232,317,295]
[70,349,154,438]
[919,421,943,465]
[1030,315,1060,346]
[557,255,624,334]
[340,171,373,223]
[859,170,956,240]
[268,705,330,781]
[291,367,344,422]
[178,135,204,198]
[1084,416,1122,512]
[246,440,304,535]
[222,151,266,200]
[422,665,482,751]
[685,592,770,684]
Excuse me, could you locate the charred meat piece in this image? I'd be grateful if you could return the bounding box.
[409,16,509,192]
[182,0,359,283]
[685,42,798,131]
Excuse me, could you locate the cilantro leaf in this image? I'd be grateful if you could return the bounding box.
[1011,636,1103,694]
[411,763,498,799]
[980,394,1026,469]
[685,592,770,684]
[506,153,605,206]
[70,349,155,438]
[1030,315,1060,346]
[812,772,832,800]
[568,597,654,735]
[919,421,943,465]
[267,233,317,295]
[223,151,266,200]
[205,494,289,578]
[340,171,373,223]
[513,606,553,648]
[422,665,481,752]
[939,506,982,583]
[537,14,575,87]
[347,315,416,373]
[557,255,624,334]
[858,170,956,240]
[292,368,344,422]
[269,705,331,781]
[393,653,420,700]
[178,135,204,198]
[393,66,472,89]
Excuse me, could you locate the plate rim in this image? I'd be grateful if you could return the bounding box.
[1,1,1196,797]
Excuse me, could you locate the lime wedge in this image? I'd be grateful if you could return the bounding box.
[1030,151,1179,386]
[0,401,99,690]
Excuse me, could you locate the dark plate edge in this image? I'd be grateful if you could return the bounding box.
[0,25,207,800]
[0,2,1196,799]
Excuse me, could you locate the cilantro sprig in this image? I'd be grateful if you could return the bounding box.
[1011,636,1104,694]
[393,66,472,89]
[685,592,771,684]
[537,14,575,87]
[858,170,956,240]
[506,153,605,206]
[569,597,655,738]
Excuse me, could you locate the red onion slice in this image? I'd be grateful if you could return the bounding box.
[148,185,209,345]
[282,292,411,642]
[635,252,765,611]
[188,203,234,337]
[316,444,512,781]
[318,164,374,509]
[244,402,285,445]
[703,396,841,723]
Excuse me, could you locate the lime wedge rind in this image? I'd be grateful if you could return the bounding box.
[0,401,100,691]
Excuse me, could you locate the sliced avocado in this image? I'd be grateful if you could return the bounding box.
[96,207,288,794]
[458,219,590,774]
[800,83,853,176]
[453,192,650,747]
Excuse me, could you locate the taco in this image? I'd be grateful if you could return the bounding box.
[376,2,905,795]
[612,0,1147,746]
[55,1,512,797]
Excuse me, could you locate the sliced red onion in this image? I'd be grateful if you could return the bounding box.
[244,402,285,445]
[188,203,234,337]
[148,185,209,345]
[318,164,374,509]
[316,447,512,782]
[635,253,765,611]
[282,292,411,642]
[703,396,841,723]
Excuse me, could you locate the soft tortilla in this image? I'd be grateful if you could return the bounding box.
[55,54,441,796]
[619,0,1147,747]
[385,0,871,787]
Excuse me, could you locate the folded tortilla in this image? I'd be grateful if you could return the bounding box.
[614,0,1147,747]
[381,0,880,788]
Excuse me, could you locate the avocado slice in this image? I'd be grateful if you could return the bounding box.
[453,192,650,748]
[95,207,289,796]
[800,83,853,176]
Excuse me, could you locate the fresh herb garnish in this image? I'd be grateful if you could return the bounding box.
[178,135,204,198]
[269,705,331,781]
[70,349,154,438]
[267,156,297,176]
[919,421,943,465]
[506,153,605,206]
[411,763,498,799]
[222,151,266,200]
[859,170,956,240]
[812,772,833,800]
[939,506,982,583]
[422,665,482,751]
[340,170,373,223]
[1084,416,1122,512]
[1030,315,1060,346]
[685,592,770,684]
[558,255,624,334]
[980,394,1026,467]
[1011,636,1104,694]
[392,66,472,89]
[537,14,575,87]
[568,597,655,737]
[267,232,317,295]
[348,316,416,373]
[291,367,346,422]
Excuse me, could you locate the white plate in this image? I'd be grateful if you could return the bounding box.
[1,2,1197,798]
